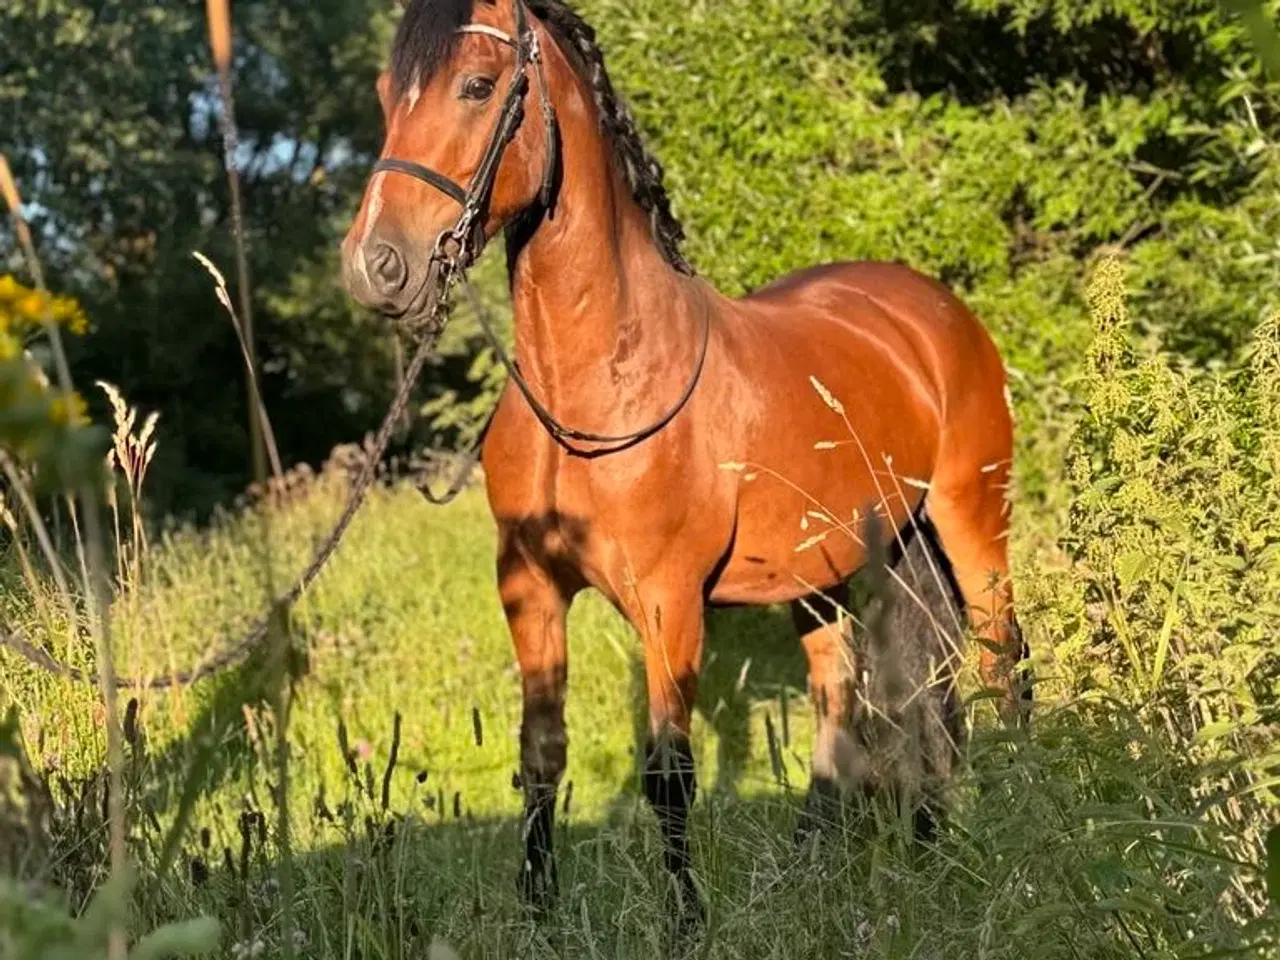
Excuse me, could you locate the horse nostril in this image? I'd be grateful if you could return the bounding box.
[371,243,407,295]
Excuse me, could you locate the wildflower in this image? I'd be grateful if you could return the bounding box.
[0,275,90,334]
[14,291,48,325]
[48,392,89,427]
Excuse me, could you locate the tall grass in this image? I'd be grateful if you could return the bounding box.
[1,254,1277,957]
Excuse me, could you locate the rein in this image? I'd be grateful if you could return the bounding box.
[0,0,710,688]
[377,0,708,457]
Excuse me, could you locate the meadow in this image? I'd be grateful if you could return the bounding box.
[3,0,1280,956]
[2,258,1278,957]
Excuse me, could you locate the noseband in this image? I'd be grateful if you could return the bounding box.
[371,0,558,272]
[372,0,710,466]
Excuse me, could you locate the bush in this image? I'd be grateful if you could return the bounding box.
[1025,255,1279,929]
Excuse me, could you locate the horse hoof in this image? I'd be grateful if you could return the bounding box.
[794,777,842,846]
[517,861,557,917]
[668,882,706,949]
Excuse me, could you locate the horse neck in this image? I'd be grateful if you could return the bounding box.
[504,117,696,421]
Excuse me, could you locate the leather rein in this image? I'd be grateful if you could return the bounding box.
[373,0,710,503]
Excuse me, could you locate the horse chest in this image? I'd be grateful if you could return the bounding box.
[485,415,721,595]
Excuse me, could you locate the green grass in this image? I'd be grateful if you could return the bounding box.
[3,462,1273,958]
[5,270,1279,957]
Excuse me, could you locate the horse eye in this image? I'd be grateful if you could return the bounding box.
[461,76,496,101]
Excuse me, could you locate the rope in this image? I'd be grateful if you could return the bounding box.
[0,290,452,690]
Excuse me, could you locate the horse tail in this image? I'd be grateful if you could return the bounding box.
[854,507,968,838]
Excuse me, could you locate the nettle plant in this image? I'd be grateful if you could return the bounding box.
[1057,255,1279,850]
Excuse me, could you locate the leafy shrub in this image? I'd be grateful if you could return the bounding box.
[428,0,1280,460]
[1029,255,1279,924]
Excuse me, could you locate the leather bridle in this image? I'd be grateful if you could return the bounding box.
[374,0,710,467]
[372,0,557,276]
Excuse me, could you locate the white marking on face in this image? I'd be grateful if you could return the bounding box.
[354,172,386,286]
[405,78,423,114]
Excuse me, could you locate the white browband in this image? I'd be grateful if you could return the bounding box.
[456,24,517,46]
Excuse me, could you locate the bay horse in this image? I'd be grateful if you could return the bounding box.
[342,0,1028,926]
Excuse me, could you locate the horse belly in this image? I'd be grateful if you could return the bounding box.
[707,343,937,605]
[710,467,928,605]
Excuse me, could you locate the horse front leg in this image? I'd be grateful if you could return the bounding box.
[631,581,707,935]
[498,547,571,912]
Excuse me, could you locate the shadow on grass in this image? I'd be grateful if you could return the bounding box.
[175,782,932,960]
[15,694,1254,960]
[131,602,807,841]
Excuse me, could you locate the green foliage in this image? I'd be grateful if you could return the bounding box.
[0,274,109,491]
[424,0,1280,445]
[2,455,1274,956]
[2,0,399,516]
[1065,256,1279,747]
[1008,256,1280,929]
[4,1,1280,954]
[0,873,219,960]
[8,0,1280,510]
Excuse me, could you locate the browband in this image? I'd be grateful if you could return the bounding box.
[457,23,517,45]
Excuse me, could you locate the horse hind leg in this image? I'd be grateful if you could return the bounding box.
[792,522,966,846]
[864,515,965,841]
[924,452,1033,725]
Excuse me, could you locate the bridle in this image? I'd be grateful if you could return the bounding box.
[373,0,710,471]
[373,0,557,276]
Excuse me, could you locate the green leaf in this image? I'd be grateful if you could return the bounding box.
[1114,549,1153,589]
[1150,558,1186,694]
[131,918,221,960]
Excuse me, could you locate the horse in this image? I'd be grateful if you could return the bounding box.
[341,0,1030,927]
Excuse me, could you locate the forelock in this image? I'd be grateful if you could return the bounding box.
[390,0,477,99]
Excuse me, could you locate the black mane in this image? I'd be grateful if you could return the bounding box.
[389,0,691,274]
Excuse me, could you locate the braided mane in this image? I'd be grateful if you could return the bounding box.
[390,0,692,274]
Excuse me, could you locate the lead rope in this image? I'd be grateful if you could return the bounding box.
[0,272,460,690]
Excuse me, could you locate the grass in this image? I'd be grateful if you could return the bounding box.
[2,453,1273,958]
[0,187,1274,956]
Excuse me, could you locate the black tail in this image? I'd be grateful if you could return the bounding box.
[850,509,968,837]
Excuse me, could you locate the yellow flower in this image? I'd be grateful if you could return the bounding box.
[0,332,18,361]
[14,291,50,325]
[0,276,90,334]
[49,295,88,334]
[49,392,88,427]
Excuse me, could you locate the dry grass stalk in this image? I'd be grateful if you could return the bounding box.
[0,152,127,960]
[97,380,159,587]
